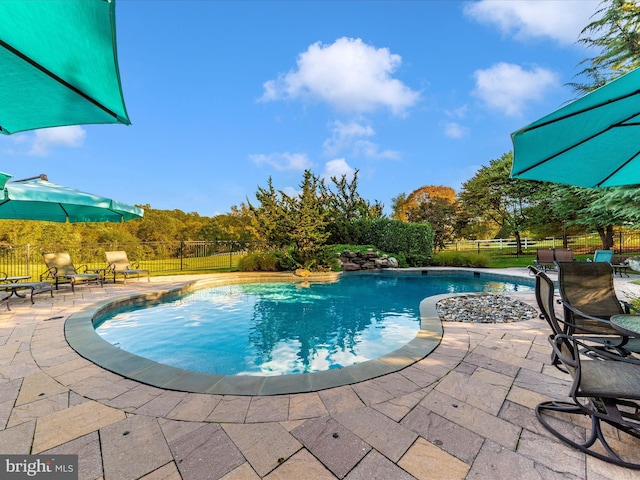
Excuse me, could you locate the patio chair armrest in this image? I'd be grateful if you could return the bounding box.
[551,333,640,366]
[549,334,579,369]
[621,301,640,314]
[107,262,117,272]
[40,266,57,281]
[0,272,7,282]
[561,301,614,326]
[76,264,90,273]
[572,334,640,364]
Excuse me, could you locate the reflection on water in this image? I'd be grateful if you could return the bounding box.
[95,273,531,376]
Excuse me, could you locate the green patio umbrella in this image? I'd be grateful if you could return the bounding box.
[0,172,143,223]
[510,67,640,188]
[0,0,130,134]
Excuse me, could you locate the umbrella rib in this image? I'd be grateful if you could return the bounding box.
[516,89,640,134]
[59,204,70,221]
[597,150,640,187]
[513,113,640,176]
[0,38,122,130]
[513,125,617,176]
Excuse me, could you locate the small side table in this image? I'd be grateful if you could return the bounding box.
[89,267,109,283]
[2,275,31,283]
[1,275,34,298]
[610,315,640,338]
[611,264,630,277]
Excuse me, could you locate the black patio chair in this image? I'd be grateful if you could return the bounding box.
[536,333,640,469]
[556,261,640,350]
[533,249,555,272]
[529,265,640,364]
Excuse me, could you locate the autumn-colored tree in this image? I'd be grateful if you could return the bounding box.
[392,185,457,250]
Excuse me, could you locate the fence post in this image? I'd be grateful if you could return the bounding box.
[26,243,30,277]
[180,240,184,271]
[620,231,623,255]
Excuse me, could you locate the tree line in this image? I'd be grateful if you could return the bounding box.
[0,1,637,264]
[392,152,640,254]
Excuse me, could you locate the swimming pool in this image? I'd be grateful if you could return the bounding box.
[93,271,533,377]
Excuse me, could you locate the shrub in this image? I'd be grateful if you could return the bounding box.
[238,251,279,271]
[432,251,489,267]
[354,219,434,267]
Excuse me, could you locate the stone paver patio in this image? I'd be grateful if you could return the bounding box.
[1,268,640,479]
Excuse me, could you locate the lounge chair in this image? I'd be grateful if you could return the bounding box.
[536,333,640,469]
[533,249,555,271]
[0,273,53,309]
[529,265,640,365]
[41,252,104,292]
[588,249,614,263]
[105,251,150,284]
[533,248,574,272]
[552,247,574,263]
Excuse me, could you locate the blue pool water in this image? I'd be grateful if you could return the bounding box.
[95,273,532,376]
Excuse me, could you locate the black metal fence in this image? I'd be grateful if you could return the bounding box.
[5,232,640,278]
[0,241,252,279]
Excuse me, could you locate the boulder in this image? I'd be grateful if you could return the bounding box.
[342,262,360,271]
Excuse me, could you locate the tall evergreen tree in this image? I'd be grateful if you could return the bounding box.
[571,0,640,94]
[325,170,383,244]
[289,170,330,268]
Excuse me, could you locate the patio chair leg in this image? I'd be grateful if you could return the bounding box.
[536,400,640,469]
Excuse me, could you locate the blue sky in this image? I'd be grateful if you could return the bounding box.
[0,0,603,216]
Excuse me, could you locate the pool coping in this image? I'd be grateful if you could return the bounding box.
[64,268,534,396]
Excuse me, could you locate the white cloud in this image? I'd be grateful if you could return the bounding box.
[323,119,399,159]
[472,62,560,116]
[323,120,375,156]
[260,37,420,115]
[352,140,400,160]
[463,0,601,46]
[249,152,313,171]
[445,105,469,119]
[321,158,355,181]
[444,122,468,139]
[27,126,86,156]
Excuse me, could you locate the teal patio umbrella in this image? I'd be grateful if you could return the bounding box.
[0,0,130,134]
[510,67,640,188]
[0,173,143,223]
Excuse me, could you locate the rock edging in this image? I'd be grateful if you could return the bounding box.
[339,248,399,271]
[436,294,538,323]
